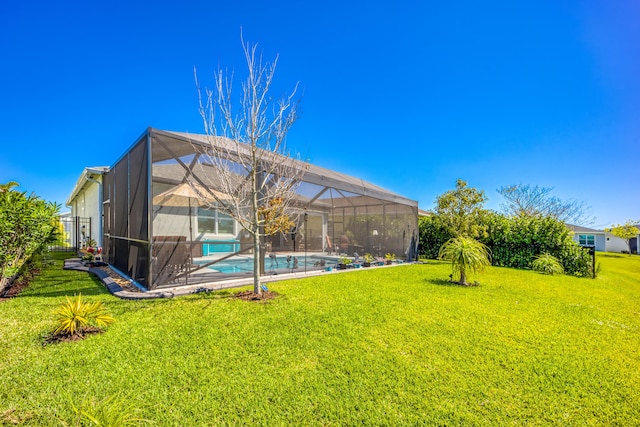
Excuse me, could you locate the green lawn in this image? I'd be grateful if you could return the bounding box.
[1,252,639,425]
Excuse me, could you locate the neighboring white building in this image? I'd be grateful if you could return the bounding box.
[65,166,108,248]
[605,233,630,253]
[604,223,640,254]
[568,224,640,254]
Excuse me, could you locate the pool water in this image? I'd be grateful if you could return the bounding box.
[197,256,332,274]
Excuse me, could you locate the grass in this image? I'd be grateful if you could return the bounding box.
[0,252,639,425]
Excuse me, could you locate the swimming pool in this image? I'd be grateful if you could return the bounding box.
[196,256,333,274]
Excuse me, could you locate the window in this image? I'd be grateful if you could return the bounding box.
[578,234,595,246]
[197,207,235,235]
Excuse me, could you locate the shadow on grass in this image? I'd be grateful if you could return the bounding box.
[20,274,109,298]
[22,287,108,298]
[425,278,472,287]
[597,253,634,258]
[420,259,450,266]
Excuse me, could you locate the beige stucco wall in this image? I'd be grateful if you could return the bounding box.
[68,177,103,247]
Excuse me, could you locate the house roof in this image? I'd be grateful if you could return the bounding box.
[566,224,604,233]
[567,223,640,234]
[65,166,109,206]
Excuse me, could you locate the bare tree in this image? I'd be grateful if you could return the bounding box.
[497,184,594,226]
[193,35,307,294]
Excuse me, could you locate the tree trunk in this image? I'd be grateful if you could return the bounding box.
[458,269,467,286]
[0,276,9,296]
[252,168,263,295]
[252,232,261,294]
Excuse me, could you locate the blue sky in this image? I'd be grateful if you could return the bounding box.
[1,0,638,228]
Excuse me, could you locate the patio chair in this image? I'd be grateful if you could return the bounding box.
[325,235,334,254]
[152,236,191,285]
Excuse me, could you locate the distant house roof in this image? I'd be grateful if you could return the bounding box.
[567,223,640,234]
[566,224,605,233]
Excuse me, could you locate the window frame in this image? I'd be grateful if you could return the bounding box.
[578,234,595,246]
[196,206,236,236]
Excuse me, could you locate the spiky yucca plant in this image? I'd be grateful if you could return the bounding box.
[53,294,115,336]
[531,253,564,275]
[438,236,491,285]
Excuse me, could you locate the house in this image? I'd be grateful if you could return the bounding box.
[567,223,640,254]
[65,166,109,248]
[567,224,606,251]
[67,128,419,290]
[604,223,640,254]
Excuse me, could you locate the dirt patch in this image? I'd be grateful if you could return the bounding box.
[233,290,279,301]
[0,269,39,301]
[42,326,104,345]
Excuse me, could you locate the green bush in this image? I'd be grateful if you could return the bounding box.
[557,243,593,277]
[0,182,59,294]
[420,211,593,277]
[418,215,452,259]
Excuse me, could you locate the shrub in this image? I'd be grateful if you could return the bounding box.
[557,243,593,277]
[480,212,592,276]
[420,211,593,277]
[0,182,59,294]
[418,215,452,259]
[53,294,115,337]
[532,253,564,275]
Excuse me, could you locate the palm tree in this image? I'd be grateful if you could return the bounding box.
[438,236,491,285]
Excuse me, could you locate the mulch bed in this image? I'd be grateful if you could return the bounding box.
[233,290,279,301]
[42,326,104,345]
[0,269,39,301]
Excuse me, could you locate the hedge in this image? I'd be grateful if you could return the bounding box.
[419,212,592,277]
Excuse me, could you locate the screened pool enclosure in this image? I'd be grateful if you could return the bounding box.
[102,128,418,290]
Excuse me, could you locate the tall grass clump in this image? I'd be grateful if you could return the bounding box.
[59,395,147,427]
[531,253,564,275]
